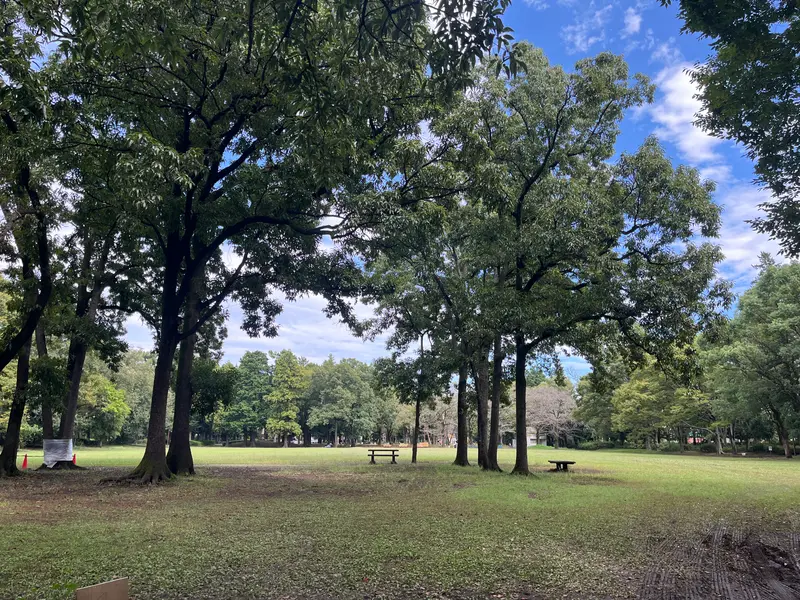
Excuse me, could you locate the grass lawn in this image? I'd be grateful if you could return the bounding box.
[2,446,800,599]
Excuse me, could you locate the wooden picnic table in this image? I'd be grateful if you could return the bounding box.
[368,448,399,464]
[548,460,575,472]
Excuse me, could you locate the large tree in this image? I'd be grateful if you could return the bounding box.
[663,0,800,254]
[53,0,513,483]
[704,257,800,458]
[433,45,728,474]
[308,357,379,447]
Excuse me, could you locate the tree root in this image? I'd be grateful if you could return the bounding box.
[0,466,21,478]
[119,458,174,484]
[510,467,534,476]
[36,461,85,471]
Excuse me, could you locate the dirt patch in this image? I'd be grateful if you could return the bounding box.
[452,482,476,489]
[638,522,800,599]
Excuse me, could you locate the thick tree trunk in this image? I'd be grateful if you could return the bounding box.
[130,338,176,482]
[476,349,490,470]
[0,257,38,476]
[453,360,470,466]
[0,337,32,476]
[166,275,200,476]
[0,168,53,373]
[165,332,196,475]
[35,323,54,440]
[715,426,723,455]
[511,336,530,475]
[779,426,792,459]
[59,340,88,441]
[58,228,110,442]
[302,426,312,447]
[283,434,289,448]
[487,333,503,472]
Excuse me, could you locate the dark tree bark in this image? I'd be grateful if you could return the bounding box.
[58,229,111,442]
[511,335,530,475]
[0,161,53,372]
[0,336,32,476]
[35,323,54,440]
[302,424,312,446]
[487,333,503,472]
[453,360,470,467]
[413,335,425,464]
[0,258,38,476]
[128,235,183,483]
[166,275,200,476]
[475,347,490,469]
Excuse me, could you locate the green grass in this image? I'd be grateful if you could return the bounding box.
[2,446,799,599]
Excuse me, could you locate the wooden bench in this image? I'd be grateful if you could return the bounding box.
[548,460,575,472]
[368,449,399,464]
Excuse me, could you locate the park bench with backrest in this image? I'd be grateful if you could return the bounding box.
[368,448,399,464]
[548,460,575,472]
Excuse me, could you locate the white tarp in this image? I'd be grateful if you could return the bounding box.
[43,439,73,467]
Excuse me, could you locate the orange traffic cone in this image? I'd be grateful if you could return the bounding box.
[72,453,76,465]
[21,454,28,469]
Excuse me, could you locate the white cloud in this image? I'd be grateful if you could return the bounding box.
[699,164,733,185]
[621,8,642,37]
[648,63,726,165]
[715,184,784,292]
[524,0,550,9]
[650,37,683,65]
[561,3,613,54]
[220,293,386,366]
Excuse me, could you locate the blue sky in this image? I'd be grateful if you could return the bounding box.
[124,0,781,378]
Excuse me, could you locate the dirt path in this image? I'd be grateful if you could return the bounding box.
[639,522,800,600]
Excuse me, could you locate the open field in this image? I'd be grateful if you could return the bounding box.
[2,447,800,600]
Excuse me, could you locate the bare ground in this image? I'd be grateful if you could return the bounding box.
[638,522,800,600]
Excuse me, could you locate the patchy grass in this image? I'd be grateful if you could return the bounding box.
[2,447,800,599]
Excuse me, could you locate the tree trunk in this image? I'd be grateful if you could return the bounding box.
[58,229,111,443]
[413,335,425,464]
[412,394,421,464]
[0,168,53,373]
[0,257,38,476]
[59,340,88,441]
[475,348,490,470]
[166,330,196,475]
[453,359,470,466]
[778,425,792,458]
[166,275,200,476]
[487,332,503,471]
[730,424,737,455]
[511,336,530,475]
[333,423,338,447]
[129,338,177,482]
[283,434,289,448]
[302,426,312,447]
[0,336,32,476]
[715,426,723,455]
[35,323,54,440]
